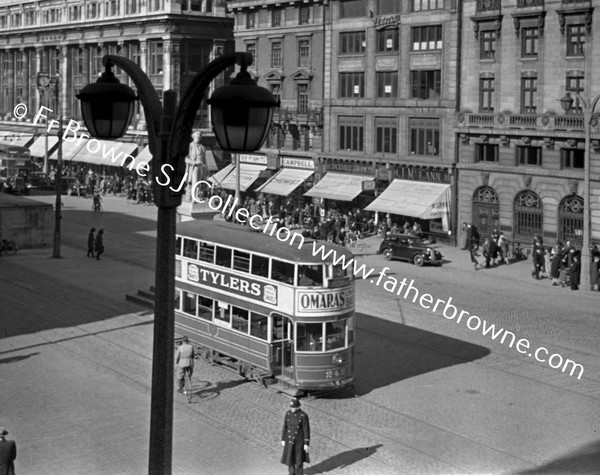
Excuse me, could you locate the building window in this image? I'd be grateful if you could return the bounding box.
[376,29,399,53]
[149,42,164,75]
[72,48,84,77]
[246,43,256,65]
[148,0,164,11]
[480,30,496,59]
[298,40,310,67]
[375,117,397,154]
[411,70,441,99]
[0,16,7,29]
[11,13,22,27]
[272,9,281,27]
[338,116,364,151]
[340,31,366,54]
[567,24,585,57]
[339,72,365,98]
[246,11,256,29]
[377,0,399,15]
[561,148,584,169]
[376,71,398,98]
[412,0,443,11]
[128,42,141,66]
[566,75,584,114]
[479,77,494,112]
[126,0,139,14]
[87,3,98,19]
[25,10,36,25]
[271,42,282,68]
[514,190,543,240]
[412,25,442,51]
[90,47,103,77]
[15,52,24,78]
[270,84,281,104]
[297,84,309,113]
[409,117,439,156]
[522,27,539,58]
[299,6,310,24]
[105,0,119,16]
[475,143,498,162]
[558,195,584,246]
[521,77,537,113]
[339,0,366,19]
[516,145,542,166]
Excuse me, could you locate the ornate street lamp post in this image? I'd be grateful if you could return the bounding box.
[77,52,277,474]
[560,91,597,291]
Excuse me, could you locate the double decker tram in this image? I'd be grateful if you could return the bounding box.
[174,221,355,394]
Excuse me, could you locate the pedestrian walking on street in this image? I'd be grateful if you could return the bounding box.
[94,229,104,260]
[86,228,96,258]
[570,251,581,290]
[0,427,16,475]
[281,397,310,475]
[175,336,196,393]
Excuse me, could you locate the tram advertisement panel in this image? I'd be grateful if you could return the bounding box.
[296,287,355,315]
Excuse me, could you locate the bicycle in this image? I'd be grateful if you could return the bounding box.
[0,239,18,256]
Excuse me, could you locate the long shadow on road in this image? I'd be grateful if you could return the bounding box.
[355,312,490,395]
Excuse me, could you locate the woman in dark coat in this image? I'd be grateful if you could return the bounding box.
[550,246,563,286]
[281,397,310,475]
[94,229,105,260]
[569,252,581,290]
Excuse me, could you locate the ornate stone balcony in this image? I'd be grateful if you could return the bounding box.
[456,111,599,134]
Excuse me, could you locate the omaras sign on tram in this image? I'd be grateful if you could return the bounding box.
[187,263,278,306]
[296,288,355,315]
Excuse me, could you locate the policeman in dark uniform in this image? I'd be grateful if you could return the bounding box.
[280,397,310,475]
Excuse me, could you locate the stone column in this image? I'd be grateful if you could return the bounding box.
[60,46,68,119]
[6,50,15,119]
[137,40,148,130]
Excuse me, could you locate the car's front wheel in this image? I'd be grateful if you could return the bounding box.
[413,254,424,267]
[383,249,393,261]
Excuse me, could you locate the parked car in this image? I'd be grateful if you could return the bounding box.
[28,172,52,190]
[1,175,30,195]
[377,234,443,266]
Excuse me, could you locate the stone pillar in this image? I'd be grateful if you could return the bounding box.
[35,48,43,120]
[60,46,68,119]
[6,50,15,119]
[137,40,148,130]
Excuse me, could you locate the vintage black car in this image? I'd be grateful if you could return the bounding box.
[377,234,443,266]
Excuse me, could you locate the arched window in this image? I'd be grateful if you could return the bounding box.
[513,190,543,240]
[472,186,499,239]
[558,195,584,246]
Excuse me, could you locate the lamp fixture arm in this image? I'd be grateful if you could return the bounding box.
[168,52,253,167]
[102,55,163,156]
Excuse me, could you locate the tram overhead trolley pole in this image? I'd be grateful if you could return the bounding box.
[76,53,278,474]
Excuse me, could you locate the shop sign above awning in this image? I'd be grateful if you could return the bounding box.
[256,168,314,196]
[218,164,268,192]
[364,179,450,219]
[304,173,373,201]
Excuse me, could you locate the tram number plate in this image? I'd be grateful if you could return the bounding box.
[325,367,347,379]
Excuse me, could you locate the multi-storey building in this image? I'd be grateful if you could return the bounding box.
[456,0,600,247]
[0,0,233,134]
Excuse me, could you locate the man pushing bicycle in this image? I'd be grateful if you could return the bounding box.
[175,336,196,394]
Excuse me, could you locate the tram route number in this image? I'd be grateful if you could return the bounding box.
[325,367,347,379]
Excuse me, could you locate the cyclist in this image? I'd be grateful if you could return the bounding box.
[175,336,196,393]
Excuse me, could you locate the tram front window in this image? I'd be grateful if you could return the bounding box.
[297,323,323,352]
[297,265,323,287]
[325,321,345,351]
[272,259,294,284]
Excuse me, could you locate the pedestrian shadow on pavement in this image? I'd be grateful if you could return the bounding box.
[305,444,383,474]
[354,312,490,396]
[0,352,39,364]
[515,439,600,474]
[187,378,249,402]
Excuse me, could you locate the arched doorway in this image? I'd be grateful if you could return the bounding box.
[558,195,584,247]
[472,186,499,239]
[513,190,543,241]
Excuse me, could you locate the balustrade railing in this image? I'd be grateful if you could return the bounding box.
[458,111,596,132]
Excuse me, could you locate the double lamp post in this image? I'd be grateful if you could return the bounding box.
[76,52,278,473]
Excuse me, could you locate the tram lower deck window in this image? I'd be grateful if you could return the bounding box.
[325,321,345,351]
[250,313,268,340]
[297,323,323,352]
[197,296,213,321]
[182,291,196,316]
[232,307,249,333]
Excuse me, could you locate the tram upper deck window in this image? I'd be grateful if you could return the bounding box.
[297,322,323,352]
[232,306,249,333]
[250,313,268,340]
[197,296,213,321]
[251,254,269,278]
[183,238,198,259]
[272,259,295,284]
[297,264,323,286]
[175,237,182,256]
[233,250,250,273]
[325,320,345,351]
[199,242,215,263]
[215,246,232,267]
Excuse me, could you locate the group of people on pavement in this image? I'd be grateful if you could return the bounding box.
[175,336,311,474]
[86,228,105,260]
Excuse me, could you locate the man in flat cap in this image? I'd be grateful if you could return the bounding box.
[280,397,310,475]
[0,427,16,475]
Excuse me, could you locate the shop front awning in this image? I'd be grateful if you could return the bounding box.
[207,163,235,187]
[28,136,59,157]
[304,173,373,201]
[50,139,85,161]
[0,133,32,147]
[135,146,153,166]
[256,168,314,196]
[69,140,137,167]
[364,179,451,220]
[218,164,267,192]
[205,150,219,172]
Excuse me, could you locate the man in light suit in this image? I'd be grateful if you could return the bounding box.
[175,336,196,393]
[0,427,16,475]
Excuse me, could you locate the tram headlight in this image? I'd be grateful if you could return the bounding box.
[332,353,345,365]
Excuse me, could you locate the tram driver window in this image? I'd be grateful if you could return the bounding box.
[297,265,323,286]
[232,306,249,333]
[272,259,295,284]
[325,320,345,351]
[197,296,213,321]
[297,322,323,352]
[215,246,232,267]
[251,254,270,278]
[183,238,198,259]
[182,291,197,316]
